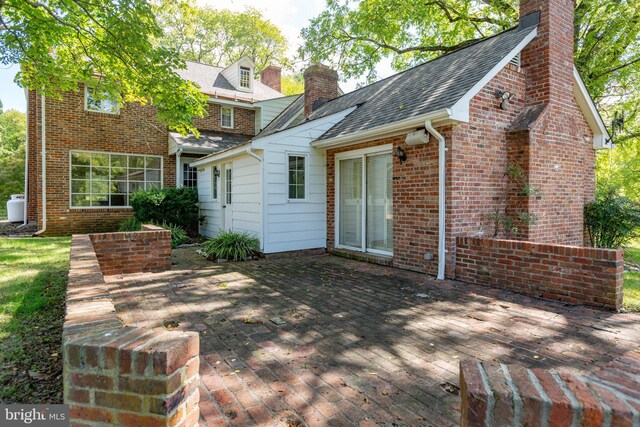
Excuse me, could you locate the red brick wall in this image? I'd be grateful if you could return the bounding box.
[460,350,640,427]
[89,224,172,276]
[65,234,199,426]
[304,64,339,116]
[455,237,623,310]
[193,102,255,136]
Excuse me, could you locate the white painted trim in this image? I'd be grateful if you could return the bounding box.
[34,94,47,235]
[334,144,394,255]
[23,90,29,225]
[425,120,447,280]
[449,27,538,122]
[221,106,234,129]
[207,98,259,109]
[190,143,252,167]
[285,152,309,202]
[573,67,609,149]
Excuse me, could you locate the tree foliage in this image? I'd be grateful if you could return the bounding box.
[585,185,640,248]
[0,109,26,210]
[157,3,288,73]
[0,0,208,134]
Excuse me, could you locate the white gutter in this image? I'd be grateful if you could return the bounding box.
[34,93,47,236]
[176,147,183,188]
[22,90,29,226]
[311,108,455,149]
[425,120,446,280]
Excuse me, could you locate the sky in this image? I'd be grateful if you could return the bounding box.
[0,0,395,113]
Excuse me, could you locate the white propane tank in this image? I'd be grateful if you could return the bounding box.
[6,194,25,223]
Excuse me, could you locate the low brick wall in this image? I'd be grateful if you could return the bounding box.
[89,224,172,276]
[455,237,623,310]
[460,350,640,426]
[64,234,199,426]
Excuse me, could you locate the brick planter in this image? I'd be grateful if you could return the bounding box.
[64,233,199,426]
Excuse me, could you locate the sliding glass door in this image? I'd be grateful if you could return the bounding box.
[337,149,393,255]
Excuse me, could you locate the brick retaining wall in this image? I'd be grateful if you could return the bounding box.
[455,237,623,310]
[459,349,640,426]
[89,224,172,276]
[64,233,199,426]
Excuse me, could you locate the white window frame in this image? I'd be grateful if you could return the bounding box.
[221,106,234,129]
[69,150,163,209]
[239,66,252,90]
[211,165,219,200]
[334,144,393,256]
[84,86,120,115]
[286,153,308,202]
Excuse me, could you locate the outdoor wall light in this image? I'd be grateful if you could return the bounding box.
[213,166,220,177]
[395,146,407,164]
[496,90,516,110]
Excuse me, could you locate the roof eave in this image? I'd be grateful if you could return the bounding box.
[189,142,254,167]
[573,67,610,149]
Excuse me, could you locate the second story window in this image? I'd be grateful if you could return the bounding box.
[239,66,251,89]
[221,107,233,129]
[85,86,119,114]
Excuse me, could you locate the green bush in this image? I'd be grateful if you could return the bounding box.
[203,230,260,261]
[156,221,187,249]
[585,185,640,248]
[129,187,201,235]
[118,216,142,232]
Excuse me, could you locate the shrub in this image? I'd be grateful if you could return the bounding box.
[129,187,202,236]
[118,216,142,232]
[585,185,640,248]
[156,221,188,249]
[203,230,260,261]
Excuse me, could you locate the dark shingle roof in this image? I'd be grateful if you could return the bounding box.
[170,131,251,153]
[176,61,284,102]
[305,25,536,141]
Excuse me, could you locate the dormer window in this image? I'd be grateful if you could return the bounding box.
[85,86,119,114]
[239,66,251,89]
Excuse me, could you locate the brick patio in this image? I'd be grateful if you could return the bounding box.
[105,249,640,426]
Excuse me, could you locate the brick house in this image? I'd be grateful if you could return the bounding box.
[193,0,608,278]
[25,57,294,235]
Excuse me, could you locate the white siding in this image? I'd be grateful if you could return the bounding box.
[198,165,222,237]
[255,96,298,130]
[230,154,262,239]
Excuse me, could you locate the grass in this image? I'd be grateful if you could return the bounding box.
[623,245,640,312]
[0,237,71,403]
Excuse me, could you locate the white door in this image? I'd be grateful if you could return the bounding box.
[223,162,233,230]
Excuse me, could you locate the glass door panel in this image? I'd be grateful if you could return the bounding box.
[339,158,363,248]
[366,153,393,253]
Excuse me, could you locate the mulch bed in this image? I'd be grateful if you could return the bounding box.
[0,220,37,237]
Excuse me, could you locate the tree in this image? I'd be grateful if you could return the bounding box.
[157,4,289,73]
[0,110,26,208]
[0,0,208,134]
[281,74,304,95]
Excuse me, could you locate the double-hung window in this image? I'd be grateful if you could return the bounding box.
[288,154,306,200]
[70,151,162,207]
[221,107,233,129]
[183,163,198,188]
[239,66,251,89]
[85,86,119,114]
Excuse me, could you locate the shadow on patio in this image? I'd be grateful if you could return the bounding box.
[105,249,640,426]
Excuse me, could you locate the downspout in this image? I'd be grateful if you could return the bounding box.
[425,120,446,280]
[34,93,47,236]
[245,146,265,252]
[22,90,29,226]
[176,147,183,188]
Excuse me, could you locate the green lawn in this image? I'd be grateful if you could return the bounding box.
[0,237,70,403]
[624,246,640,312]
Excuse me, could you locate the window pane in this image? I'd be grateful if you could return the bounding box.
[128,169,144,181]
[71,194,91,207]
[91,167,109,180]
[91,153,109,167]
[128,156,145,168]
[288,156,305,199]
[146,181,161,190]
[71,166,90,179]
[110,194,127,206]
[339,158,363,248]
[146,169,161,182]
[91,194,109,207]
[111,155,127,167]
[129,182,144,193]
[71,152,91,166]
[111,167,127,180]
[92,180,109,194]
[71,180,89,193]
[111,181,127,193]
[146,156,161,169]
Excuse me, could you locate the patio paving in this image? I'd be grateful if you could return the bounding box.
[106,248,640,426]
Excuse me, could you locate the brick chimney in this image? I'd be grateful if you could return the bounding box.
[260,65,282,92]
[519,0,575,106]
[303,64,339,117]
